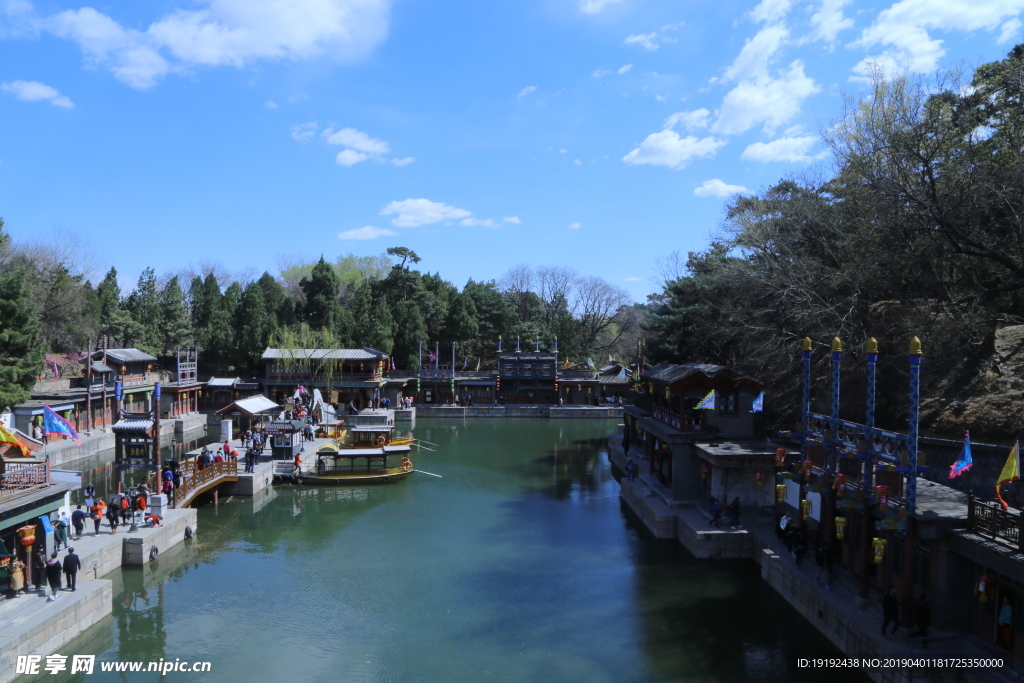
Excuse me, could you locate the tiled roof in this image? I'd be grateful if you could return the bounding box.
[98,349,158,363]
[215,395,280,416]
[112,418,154,432]
[261,348,389,360]
[641,362,731,384]
[90,362,113,374]
[206,377,240,387]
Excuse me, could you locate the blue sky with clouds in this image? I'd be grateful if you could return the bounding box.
[1,0,1022,301]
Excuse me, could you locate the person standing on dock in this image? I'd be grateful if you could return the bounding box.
[709,499,721,528]
[62,547,80,592]
[83,482,96,507]
[54,513,69,551]
[106,498,120,534]
[626,457,635,481]
[728,497,741,529]
[45,552,63,601]
[293,452,303,477]
[71,505,86,541]
[90,500,105,535]
[882,586,900,637]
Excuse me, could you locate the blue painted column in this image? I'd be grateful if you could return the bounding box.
[864,338,878,490]
[907,337,922,515]
[801,338,812,464]
[830,337,842,474]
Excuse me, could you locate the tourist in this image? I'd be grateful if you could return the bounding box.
[882,586,900,637]
[242,430,251,448]
[54,512,69,551]
[33,546,47,591]
[793,531,806,567]
[45,552,63,601]
[626,457,635,481]
[728,497,741,529]
[71,505,86,540]
[709,498,721,528]
[293,452,303,476]
[163,476,174,506]
[90,500,105,535]
[62,547,81,592]
[106,499,120,534]
[814,543,832,589]
[143,514,163,527]
[999,596,1014,649]
[83,482,96,507]
[213,450,225,464]
[913,593,931,650]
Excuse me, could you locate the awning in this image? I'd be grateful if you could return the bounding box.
[216,395,280,416]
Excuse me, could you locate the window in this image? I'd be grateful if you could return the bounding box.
[721,392,738,415]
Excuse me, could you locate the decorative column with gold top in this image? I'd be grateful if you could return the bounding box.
[907,337,922,515]
[830,337,842,473]
[864,338,878,491]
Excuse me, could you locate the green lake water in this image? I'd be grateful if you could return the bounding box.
[30,418,865,682]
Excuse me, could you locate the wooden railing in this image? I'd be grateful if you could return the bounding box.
[968,496,1023,549]
[0,461,50,500]
[173,460,238,508]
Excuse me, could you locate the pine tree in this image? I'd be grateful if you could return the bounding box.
[158,275,191,358]
[234,282,271,372]
[391,300,427,372]
[300,257,343,332]
[444,291,479,345]
[0,269,45,410]
[96,267,122,341]
[124,267,160,353]
[353,282,394,352]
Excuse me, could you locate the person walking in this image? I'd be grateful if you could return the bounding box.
[793,531,806,567]
[293,452,303,477]
[814,543,832,589]
[70,505,86,541]
[62,547,81,592]
[912,593,931,650]
[44,552,63,601]
[163,476,174,506]
[626,457,635,481]
[90,500,105,535]
[999,596,1014,650]
[728,497,742,529]
[106,498,120,534]
[54,513,69,551]
[882,586,900,637]
[709,499,721,528]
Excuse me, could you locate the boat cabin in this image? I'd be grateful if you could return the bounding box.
[314,443,391,476]
[346,426,395,449]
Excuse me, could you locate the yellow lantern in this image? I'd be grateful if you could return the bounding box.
[872,537,887,564]
[835,516,847,540]
[776,484,786,503]
[801,499,812,521]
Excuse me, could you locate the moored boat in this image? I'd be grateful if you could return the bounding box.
[297,426,414,484]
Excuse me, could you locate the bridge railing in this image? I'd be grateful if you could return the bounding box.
[174,460,238,508]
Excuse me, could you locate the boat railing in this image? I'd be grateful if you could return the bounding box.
[312,461,388,475]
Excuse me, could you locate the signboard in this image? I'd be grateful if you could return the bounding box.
[784,481,801,509]
[118,460,157,469]
[39,516,53,535]
[806,492,822,521]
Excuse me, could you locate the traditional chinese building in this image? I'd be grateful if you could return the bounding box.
[261,347,393,409]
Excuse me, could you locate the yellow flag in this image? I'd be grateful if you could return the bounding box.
[996,441,1020,510]
[0,422,29,457]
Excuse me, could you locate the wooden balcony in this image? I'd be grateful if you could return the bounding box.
[0,461,50,501]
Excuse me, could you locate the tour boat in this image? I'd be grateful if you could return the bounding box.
[297,426,414,484]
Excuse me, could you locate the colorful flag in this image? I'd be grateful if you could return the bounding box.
[476,357,481,371]
[43,405,81,445]
[429,352,437,362]
[996,441,1020,510]
[695,389,716,410]
[462,357,469,371]
[0,422,29,457]
[617,368,629,380]
[390,357,396,371]
[949,431,973,479]
[587,358,595,368]
[750,391,764,413]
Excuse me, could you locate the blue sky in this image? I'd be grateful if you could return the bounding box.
[1,0,1022,302]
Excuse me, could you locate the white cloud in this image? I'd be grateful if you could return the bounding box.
[35,0,391,89]
[721,25,788,82]
[623,130,726,169]
[741,135,825,163]
[808,0,854,44]
[503,216,521,224]
[1,79,74,107]
[624,32,659,51]
[750,0,792,24]
[518,85,536,97]
[264,99,278,109]
[580,0,623,13]
[592,68,611,78]
[324,127,389,155]
[391,156,415,167]
[459,218,500,227]
[290,121,318,143]
[665,108,710,131]
[568,222,582,230]
[336,149,370,166]
[623,276,641,281]
[617,63,633,74]
[338,226,397,240]
[694,179,749,197]
[854,0,1024,75]
[559,148,568,154]
[573,159,582,166]
[999,17,1022,43]
[713,60,819,135]
[381,199,472,228]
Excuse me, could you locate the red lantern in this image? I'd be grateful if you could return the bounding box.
[17,525,36,546]
[756,468,764,485]
[834,474,846,493]
[802,460,813,479]
[775,448,787,467]
[876,484,890,508]
[978,573,993,602]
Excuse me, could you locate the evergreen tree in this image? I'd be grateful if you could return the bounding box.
[0,269,45,410]
[300,257,343,332]
[124,267,160,353]
[391,300,428,372]
[234,282,271,372]
[96,267,122,341]
[444,291,479,346]
[190,273,233,371]
[256,272,294,329]
[157,275,191,358]
[353,282,394,352]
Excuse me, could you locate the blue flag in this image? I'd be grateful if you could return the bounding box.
[949,431,972,478]
[695,389,715,410]
[750,391,764,413]
[43,405,80,445]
